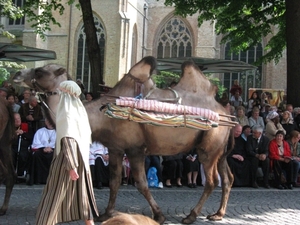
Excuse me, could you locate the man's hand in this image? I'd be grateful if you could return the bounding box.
[258,154,267,161]
[232,154,244,161]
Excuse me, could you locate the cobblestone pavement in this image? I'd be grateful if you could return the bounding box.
[0,184,300,225]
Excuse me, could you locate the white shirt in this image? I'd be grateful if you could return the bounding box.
[89,142,109,166]
[31,127,56,149]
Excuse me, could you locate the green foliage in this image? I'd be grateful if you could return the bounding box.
[0,68,9,84]
[152,71,226,97]
[0,0,24,38]
[163,0,286,65]
[152,71,180,88]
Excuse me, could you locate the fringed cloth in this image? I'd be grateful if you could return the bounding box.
[104,97,227,130]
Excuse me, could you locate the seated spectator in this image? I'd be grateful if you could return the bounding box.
[241,125,251,141]
[286,130,300,186]
[89,142,109,189]
[12,113,32,178]
[162,153,183,188]
[261,104,271,125]
[183,148,200,188]
[29,119,56,185]
[122,154,130,185]
[145,156,163,189]
[294,107,300,130]
[19,96,43,139]
[248,107,265,131]
[6,93,20,112]
[280,110,298,140]
[265,111,286,141]
[269,130,293,189]
[246,125,270,188]
[230,90,243,109]
[285,104,294,118]
[219,92,229,106]
[227,124,251,187]
[236,106,249,127]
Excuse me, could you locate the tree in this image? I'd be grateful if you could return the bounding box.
[164,0,300,107]
[0,0,103,93]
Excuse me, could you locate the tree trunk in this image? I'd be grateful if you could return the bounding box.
[79,0,103,96]
[286,0,300,107]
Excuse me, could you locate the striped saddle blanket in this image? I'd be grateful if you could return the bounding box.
[104,97,220,130]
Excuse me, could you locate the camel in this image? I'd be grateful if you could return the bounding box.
[0,98,16,215]
[13,56,235,224]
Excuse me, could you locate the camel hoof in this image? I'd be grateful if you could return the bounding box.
[153,213,166,225]
[206,213,223,221]
[182,212,197,224]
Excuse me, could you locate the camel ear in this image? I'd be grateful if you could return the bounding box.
[54,68,67,77]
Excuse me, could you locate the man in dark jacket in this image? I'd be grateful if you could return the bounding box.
[246,125,270,188]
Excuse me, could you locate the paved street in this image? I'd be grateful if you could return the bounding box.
[0,184,300,225]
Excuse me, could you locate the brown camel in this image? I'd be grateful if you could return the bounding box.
[0,98,16,215]
[13,56,235,224]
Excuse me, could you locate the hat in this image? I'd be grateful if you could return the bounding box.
[267,111,279,120]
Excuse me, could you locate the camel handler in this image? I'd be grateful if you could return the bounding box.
[35,80,99,225]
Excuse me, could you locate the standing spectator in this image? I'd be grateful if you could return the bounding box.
[162,153,183,188]
[6,93,20,112]
[230,91,243,109]
[18,96,43,139]
[246,125,270,188]
[227,124,251,187]
[145,156,163,189]
[0,87,8,99]
[83,92,94,102]
[265,111,286,141]
[12,112,31,177]
[19,89,31,105]
[183,148,200,188]
[269,130,293,189]
[122,154,131,185]
[286,130,300,186]
[35,80,98,225]
[248,107,265,131]
[247,91,261,113]
[89,141,109,189]
[280,110,298,140]
[29,119,56,185]
[229,80,242,96]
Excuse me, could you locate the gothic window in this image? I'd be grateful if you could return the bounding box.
[222,43,263,101]
[7,0,25,28]
[157,17,192,58]
[76,16,106,92]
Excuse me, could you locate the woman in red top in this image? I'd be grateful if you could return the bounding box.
[269,130,294,189]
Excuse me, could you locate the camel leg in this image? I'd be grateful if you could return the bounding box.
[206,156,233,221]
[98,150,123,222]
[182,160,219,224]
[0,165,16,216]
[129,153,166,225]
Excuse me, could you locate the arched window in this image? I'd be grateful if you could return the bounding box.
[223,43,263,101]
[157,17,192,58]
[76,16,106,91]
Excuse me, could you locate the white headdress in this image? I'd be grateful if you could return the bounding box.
[55,80,91,170]
[266,111,279,120]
